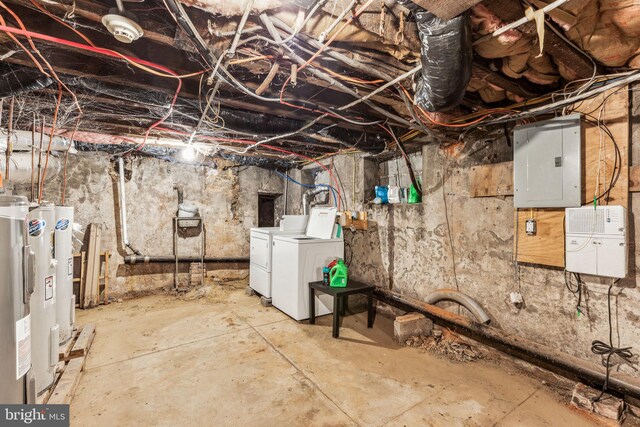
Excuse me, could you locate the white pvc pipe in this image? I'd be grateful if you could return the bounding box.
[117,157,130,251]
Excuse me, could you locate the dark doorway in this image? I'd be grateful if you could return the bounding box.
[258,194,277,227]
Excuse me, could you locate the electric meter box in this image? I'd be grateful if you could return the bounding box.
[565,205,627,278]
[513,114,582,208]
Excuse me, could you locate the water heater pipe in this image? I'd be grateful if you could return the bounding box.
[117,157,140,255]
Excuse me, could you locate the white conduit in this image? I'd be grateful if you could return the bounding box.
[117,157,130,252]
[492,0,570,37]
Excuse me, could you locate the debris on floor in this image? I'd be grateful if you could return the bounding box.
[404,328,486,363]
[180,276,250,303]
[571,382,626,423]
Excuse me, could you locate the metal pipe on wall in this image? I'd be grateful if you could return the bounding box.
[5,97,14,182]
[374,288,640,400]
[124,255,248,264]
[283,169,288,215]
[424,289,491,324]
[0,152,60,184]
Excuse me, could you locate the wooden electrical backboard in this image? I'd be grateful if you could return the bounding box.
[514,88,629,267]
[470,162,514,197]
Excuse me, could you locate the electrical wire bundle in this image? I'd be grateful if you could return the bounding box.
[590,282,634,402]
[1,0,639,183]
[564,270,584,317]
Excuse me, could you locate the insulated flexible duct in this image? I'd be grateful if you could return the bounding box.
[414,10,472,112]
[400,2,472,112]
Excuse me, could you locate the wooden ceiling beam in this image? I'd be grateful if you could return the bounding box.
[6,0,176,47]
[472,62,548,98]
[0,39,392,133]
[0,3,409,124]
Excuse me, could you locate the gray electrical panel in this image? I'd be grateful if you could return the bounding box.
[513,113,582,208]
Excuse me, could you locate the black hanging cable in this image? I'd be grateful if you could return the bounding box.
[564,271,584,317]
[590,281,634,402]
[580,115,622,204]
[387,126,422,193]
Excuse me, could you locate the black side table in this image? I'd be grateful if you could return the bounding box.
[308,280,375,338]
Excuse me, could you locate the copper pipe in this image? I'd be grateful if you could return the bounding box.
[5,97,14,181]
[31,113,35,201]
[61,119,79,205]
[37,116,45,197]
[39,85,62,203]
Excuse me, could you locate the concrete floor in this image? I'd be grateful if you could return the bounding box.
[72,282,599,426]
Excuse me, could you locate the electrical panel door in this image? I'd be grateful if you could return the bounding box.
[514,114,582,208]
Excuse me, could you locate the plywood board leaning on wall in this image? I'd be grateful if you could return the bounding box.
[514,88,629,267]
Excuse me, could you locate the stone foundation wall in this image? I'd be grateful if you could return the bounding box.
[12,154,284,296]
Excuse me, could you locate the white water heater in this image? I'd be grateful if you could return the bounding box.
[0,195,36,403]
[565,205,627,278]
[55,206,75,345]
[28,203,60,395]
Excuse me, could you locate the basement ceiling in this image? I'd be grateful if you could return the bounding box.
[0,0,637,166]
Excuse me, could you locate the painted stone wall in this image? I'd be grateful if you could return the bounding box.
[342,130,640,377]
[12,154,285,296]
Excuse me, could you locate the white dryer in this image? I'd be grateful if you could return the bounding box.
[272,207,343,321]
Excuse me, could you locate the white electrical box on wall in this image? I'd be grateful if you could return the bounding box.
[513,114,582,208]
[565,205,627,278]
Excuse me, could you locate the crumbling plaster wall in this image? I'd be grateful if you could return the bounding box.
[14,154,284,296]
[340,125,640,377]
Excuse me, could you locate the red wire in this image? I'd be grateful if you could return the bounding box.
[0,24,181,141]
[0,24,343,208]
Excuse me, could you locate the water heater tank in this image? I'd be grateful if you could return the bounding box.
[0,195,36,403]
[28,203,60,395]
[55,206,75,344]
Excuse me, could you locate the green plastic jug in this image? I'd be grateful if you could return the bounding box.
[330,259,348,287]
[408,182,422,204]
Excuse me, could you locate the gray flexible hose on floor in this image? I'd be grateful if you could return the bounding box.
[424,289,491,324]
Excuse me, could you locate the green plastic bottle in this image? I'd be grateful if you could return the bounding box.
[329,259,348,287]
[408,181,422,204]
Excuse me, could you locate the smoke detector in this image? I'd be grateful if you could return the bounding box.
[102,13,143,43]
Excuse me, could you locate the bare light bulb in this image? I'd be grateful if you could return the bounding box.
[180,145,196,162]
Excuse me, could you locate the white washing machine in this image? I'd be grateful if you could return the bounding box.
[272,207,343,321]
[249,215,308,299]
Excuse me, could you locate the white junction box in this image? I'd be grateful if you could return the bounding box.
[514,113,582,208]
[565,205,627,278]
